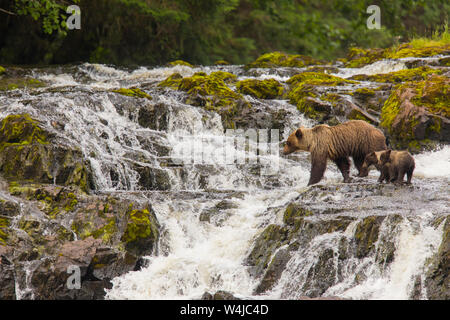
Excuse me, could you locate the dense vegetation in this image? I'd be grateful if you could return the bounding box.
[0,0,449,66]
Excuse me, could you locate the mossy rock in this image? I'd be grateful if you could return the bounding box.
[121,205,159,257]
[246,224,289,278]
[168,60,193,68]
[236,78,284,99]
[0,77,45,91]
[438,56,450,67]
[380,75,450,151]
[214,60,230,65]
[341,47,386,68]
[286,72,357,121]
[158,72,183,89]
[342,42,450,68]
[0,114,93,192]
[425,216,450,300]
[245,51,323,69]
[385,43,450,59]
[0,66,5,75]
[9,183,79,219]
[112,87,152,100]
[0,114,48,151]
[349,67,442,83]
[158,71,250,129]
[0,216,11,245]
[209,71,237,84]
[354,216,386,258]
[283,203,314,225]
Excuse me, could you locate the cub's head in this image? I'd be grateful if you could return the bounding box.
[379,149,392,165]
[359,150,388,176]
[283,127,309,155]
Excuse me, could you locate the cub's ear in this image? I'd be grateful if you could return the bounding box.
[295,128,303,139]
[381,149,391,162]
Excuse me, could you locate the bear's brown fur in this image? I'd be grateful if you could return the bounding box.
[362,149,415,184]
[283,120,387,185]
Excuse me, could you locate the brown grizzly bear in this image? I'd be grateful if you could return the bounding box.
[361,149,415,184]
[283,120,387,186]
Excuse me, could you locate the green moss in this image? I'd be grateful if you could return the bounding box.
[245,51,323,69]
[209,71,237,84]
[0,114,48,152]
[121,208,154,243]
[0,217,11,245]
[342,32,450,68]
[0,77,45,91]
[0,66,5,75]
[283,203,313,225]
[286,72,356,117]
[348,108,374,123]
[214,60,230,65]
[236,78,284,99]
[412,75,449,118]
[91,218,117,243]
[385,43,450,59]
[287,72,355,87]
[438,57,450,66]
[158,72,183,89]
[342,47,386,68]
[168,60,193,67]
[354,216,385,258]
[180,72,244,109]
[350,67,442,83]
[112,87,152,100]
[380,74,449,150]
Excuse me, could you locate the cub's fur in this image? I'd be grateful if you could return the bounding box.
[362,149,415,184]
[283,120,387,186]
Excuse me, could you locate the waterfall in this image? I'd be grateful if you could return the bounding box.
[0,58,448,300]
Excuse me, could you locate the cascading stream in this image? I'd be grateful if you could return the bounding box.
[0,59,448,300]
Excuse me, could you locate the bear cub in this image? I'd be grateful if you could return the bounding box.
[361,149,415,184]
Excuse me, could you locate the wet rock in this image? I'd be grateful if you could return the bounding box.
[253,248,290,294]
[0,252,15,299]
[136,165,171,191]
[0,114,94,192]
[245,52,324,69]
[29,237,112,300]
[138,103,170,131]
[354,216,385,258]
[121,205,160,257]
[201,290,240,300]
[425,216,450,300]
[380,75,450,152]
[246,224,289,278]
[199,200,238,225]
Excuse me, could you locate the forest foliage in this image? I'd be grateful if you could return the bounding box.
[0,0,449,66]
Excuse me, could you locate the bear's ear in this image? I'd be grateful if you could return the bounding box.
[381,149,391,162]
[295,128,303,139]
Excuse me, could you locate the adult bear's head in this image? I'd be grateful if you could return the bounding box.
[283,127,309,155]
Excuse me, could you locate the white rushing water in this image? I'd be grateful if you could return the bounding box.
[1,60,448,300]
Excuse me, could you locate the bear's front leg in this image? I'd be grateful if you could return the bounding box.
[308,157,327,186]
[334,157,351,183]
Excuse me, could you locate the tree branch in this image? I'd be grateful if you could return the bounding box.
[0,8,16,15]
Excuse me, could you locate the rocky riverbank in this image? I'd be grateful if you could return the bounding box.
[0,38,449,299]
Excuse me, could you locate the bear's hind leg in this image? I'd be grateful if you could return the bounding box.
[406,166,414,184]
[334,157,351,183]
